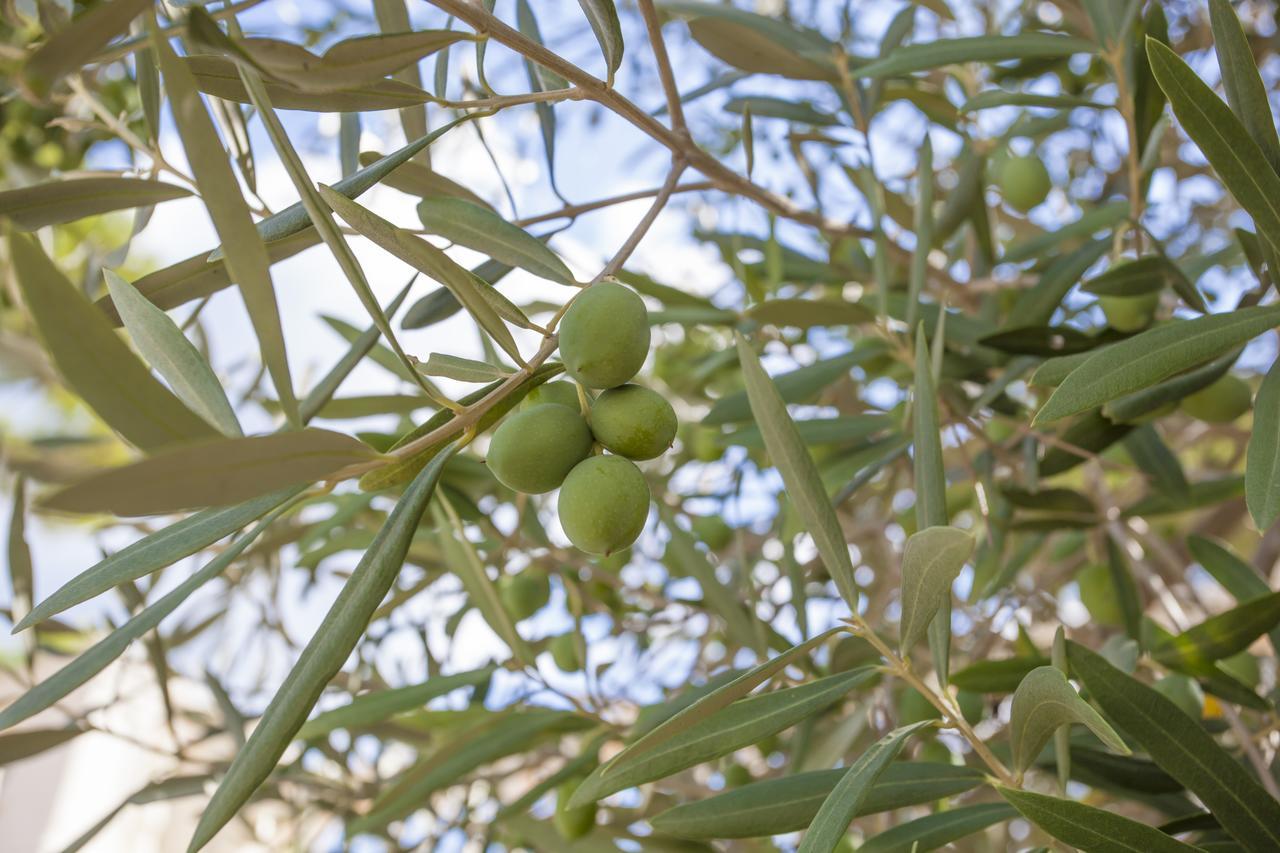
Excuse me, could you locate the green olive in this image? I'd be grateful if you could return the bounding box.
[559,282,650,388]
[498,572,550,621]
[558,455,650,555]
[681,423,722,462]
[999,155,1051,213]
[548,632,582,671]
[1180,374,1252,423]
[589,384,677,460]
[957,689,985,726]
[1099,292,1159,333]
[487,403,592,493]
[521,380,583,411]
[1076,562,1125,627]
[554,779,598,839]
[722,763,753,788]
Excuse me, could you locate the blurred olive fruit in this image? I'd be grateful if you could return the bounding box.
[1153,674,1204,719]
[681,423,722,462]
[1180,374,1252,423]
[1076,562,1125,627]
[1099,292,1159,333]
[690,515,733,550]
[830,635,877,672]
[548,633,582,671]
[589,384,678,460]
[957,689,985,726]
[722,763,753,788]
[499,572,550,621]
[559,281,650,388]
[999,155,1051,212]
[522,380,582,411]
[487,404,592,493]
[595,548,630,572]
[558,455,650,555]
[916,738,953,764]
[554,779,598,839]
[899,687,941,725]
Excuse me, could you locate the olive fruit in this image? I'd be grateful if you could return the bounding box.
[957,689,985,726]
[499,572,550,621]
[558,455,650,555]
[722,763,753,788]
[1181,374,1252,423]
[999,155,1051,212]
[1099,292,1159,333]
[589,384,677,460]
[1076,562,1125,626]
[487,404,592,493]
[554,779,597,839]
[522,380,581,411]
[559,282,650,388]
[549,633,582,671]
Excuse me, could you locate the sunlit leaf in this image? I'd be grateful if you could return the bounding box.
[1009,665,1128,774]
[1150,592,1280,671]
[417,197,575,285]
[298,667,494,740]
[898,526,974,654]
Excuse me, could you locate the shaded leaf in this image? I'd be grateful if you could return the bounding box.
[187,445,457,852]
[1082,255,1181,297]
[1010,665,1128,774]
[298,667,494,739]
[0,177,190,231]
[418,353,510,383]
[951,656,1050,693]
[417,197,575,285]
[858,802,1017,853]
[1209,0,1280,173]
[577,0,624,79]
[357,151,492,209]
[104,270,241,437]
[22,0,152,96]
[183,53,435,111]
[855,34,1096,79]
[660,1,837,80]
[0,727,83,766]
[997,786,1202,852]
[1067,640,1280,852]
[7,231,219,451]
[43,430,376,516]
[1245,358,1280,529]
[7,477,33,636]
[898,526,974,654]
[960,90,1102,112]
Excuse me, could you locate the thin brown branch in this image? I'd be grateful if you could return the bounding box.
[638,0,687,136]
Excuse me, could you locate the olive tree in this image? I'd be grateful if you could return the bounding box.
[2,0,1280,851]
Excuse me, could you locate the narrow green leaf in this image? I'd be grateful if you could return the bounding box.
[704,345,882,425]
[1066,640,1280,852]
[577,0,624,79]
[7,230,219,451]
[660,1,838,81]
[724,95,838,126]
[43,430,377,516]
[6,478,33,637]
[1245,358,1280,529]
[736,334,858,609]
[319,186,525,364]
[416,197,575,285]
[1035,305,1280,423]
[297,666,494,740]
[899,526,974,654]
[951,656,1050,693]
[1147,37,1280,255]
[959,90,1102,112]
[356,151,491,208]
[0,177,190,231]
[1082,255,1180,297]
[997,786,1202,852]
[154,27,298,423]
[187,445,457,852]
[650,762,983,839]
[16,487,300,631]
[722,415,893,450]
[858,802,1017,853]
[798,721,933,853]
[745,299,871,329]
[0,499,296,732]
[1150,592,1280,671]
[660,508,762,653]
[1104,535,1144,642]
[1006,238,1110,328]
[1009,666,1128,774]
[371,0,428,163]
[906,137,933,328]
[1003,201,1129,264]
[104,270,241,437]
[418,353,510,383]
[182,54,435,112]
[22,0,152,96]
[911,328,952,681]
[1187,536,1273,603]
[855,34,1096,79]
[1209,0,1280,173]
[0,727,83,766]
[1102,350,1236,424]
[570,668,874,808]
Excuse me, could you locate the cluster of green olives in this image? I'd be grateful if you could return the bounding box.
[486,282,677,555]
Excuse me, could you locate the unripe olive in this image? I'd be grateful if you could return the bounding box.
[1099,292,1159,333]
[722,763,753,788]
[1181,374,1252,423]
[1076,562,1125,627]
[957,689,985,726]
[899,687,941,725]
[589,384,677,460]
[499,572,550,621]
[681,423,722,462]
[916,738,953,764]
[487,404,592,494]
[549,632,582,671]
[554,779,597,839]
[690,515,733,550]
[1153,674,1204,719]
[522,380,582,411]
[559,282,650,388]
[999,155,1051,212]
[558,455,650,555]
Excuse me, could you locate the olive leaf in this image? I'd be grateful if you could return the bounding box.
[798,721,934,853]
[187,445,458,852]
[6,478,33,639]
[856,33,1096,79]
[736,333,859,609]
[357,151,492,209]
[1009,665,1128,774]
[104,270,242,437]
[7,230,219,452]
[418,353,511,383]
[416,197,575,285]
[42,430,377,516]
[1149,592,1280,671]
[182,54,435,111]
[898,526,974,654]
[1245,358,1280,529]
[22,0,153,96]
[576,0,624,80]
[857,803,1018,853]
[297,667,494,740]
[997,786,1203,853]
[1067,641,1280,852]
[650,762,983,839]
[0,177,190,231]
[659,1,838,80]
